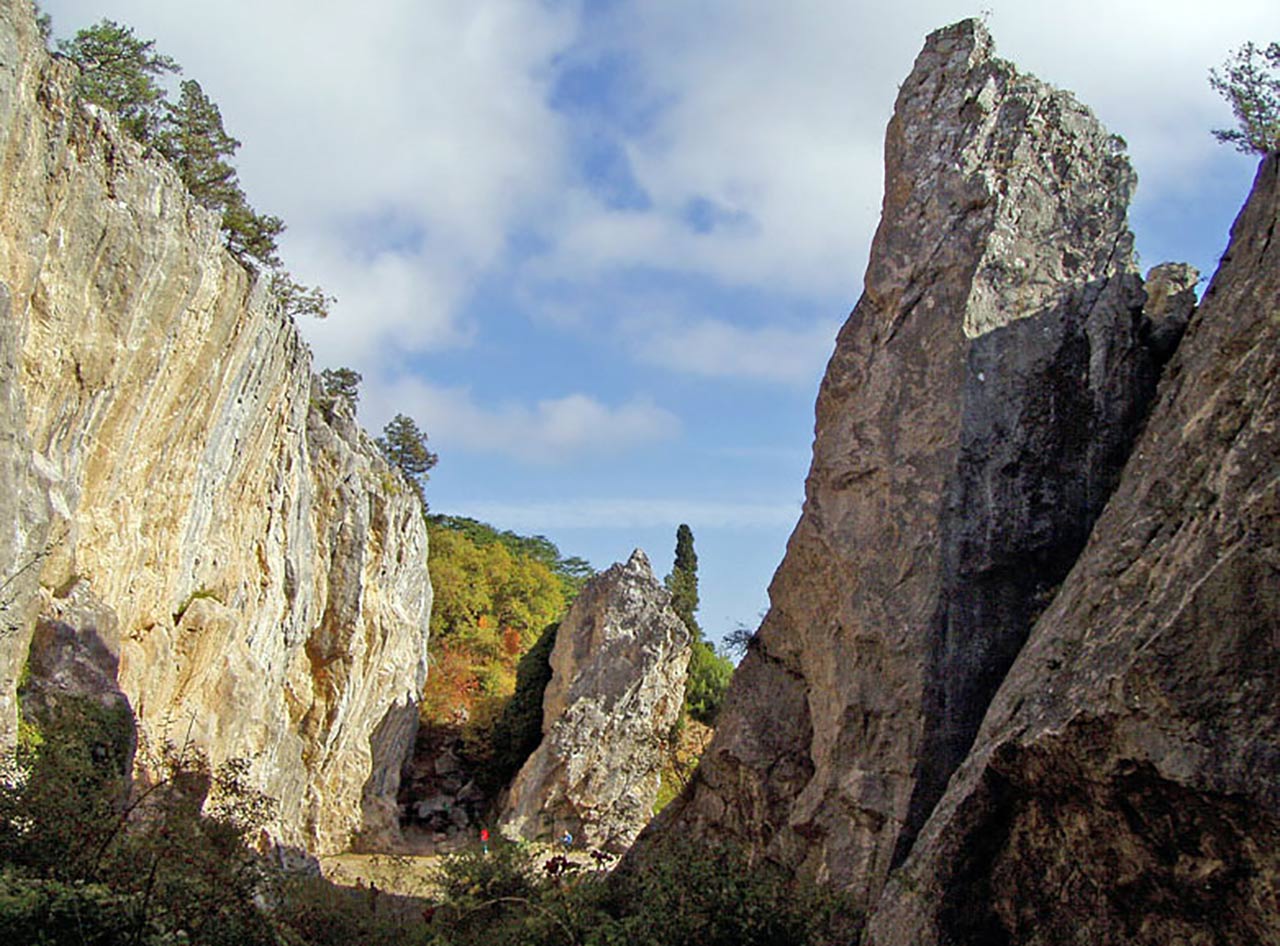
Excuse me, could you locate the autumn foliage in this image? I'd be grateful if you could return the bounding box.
[421,518,586,757]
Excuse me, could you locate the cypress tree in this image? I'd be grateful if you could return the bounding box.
[667,523,700,638]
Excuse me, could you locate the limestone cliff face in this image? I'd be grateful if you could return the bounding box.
[501,550,690,852]
[866,152,1280,946]
[0,0,430,855]
[645,19,1177,906]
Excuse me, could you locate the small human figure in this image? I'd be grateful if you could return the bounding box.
[480,827,490,855]
[561,830,573,850]
[368,880,379,914]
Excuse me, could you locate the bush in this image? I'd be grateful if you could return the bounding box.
[684,638,734,725]
[483,623,558,791]
[0,698,281,944]
[424,836,862,946]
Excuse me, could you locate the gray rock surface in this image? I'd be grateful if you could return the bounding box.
[866,150,1280,946]
[643,18,1175,907]
[501,550,690,851]
[0,0,430,855]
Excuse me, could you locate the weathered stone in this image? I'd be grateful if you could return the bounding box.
[501,550,690,852]
[21,579,130,728]
[1141,261,1198,364]
[0,0,430,855]
[1143,261,1198,322]
[643,18,1171,907]
[0,282,50,746]
[866,153,1280,946]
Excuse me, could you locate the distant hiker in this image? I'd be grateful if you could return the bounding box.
[561,830,573,850]
[480,827,490,855]
[368,880,379,914]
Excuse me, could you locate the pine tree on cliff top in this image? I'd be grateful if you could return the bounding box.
[59,18,179,142]
[1211,40,1280,155]
[156,79,242,211]
[377,414,438,513]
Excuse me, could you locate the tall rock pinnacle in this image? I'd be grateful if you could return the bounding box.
[641,18,1175,908]
[501,550,691,852]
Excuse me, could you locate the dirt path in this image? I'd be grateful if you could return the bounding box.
[318,852,442,901]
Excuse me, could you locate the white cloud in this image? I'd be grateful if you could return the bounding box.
[361,377,680,465]
[631,316,841,385]
[456,498,801,531]
[44,0,577,358]
[529,0,1277,303]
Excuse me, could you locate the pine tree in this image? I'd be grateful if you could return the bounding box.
[319,367,361,407]
[156,80,242,211]
[269,270,334,320]
[59,19,179,143]
[1210,41,1280,155]
[377,414,438,512]
[221,199,284,269]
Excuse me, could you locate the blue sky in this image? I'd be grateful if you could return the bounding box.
[40,0,1277,648]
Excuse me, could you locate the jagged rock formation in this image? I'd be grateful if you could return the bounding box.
[866,151,1280,946]
[501,550,690,852]
[0,0,430,855]
[644,19,1185,907]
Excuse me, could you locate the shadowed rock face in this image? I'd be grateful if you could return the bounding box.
[866,152,1280,946]
[501,550,690,852]
[642,18,1179,907]
[0,1,430,855]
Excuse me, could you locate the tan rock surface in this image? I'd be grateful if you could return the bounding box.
[0,0,429,855]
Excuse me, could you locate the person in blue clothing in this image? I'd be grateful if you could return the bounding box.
[561,830,573,850]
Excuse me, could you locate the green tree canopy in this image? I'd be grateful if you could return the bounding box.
[377,413,438,512]
[221,199,284,269]
[429,514,593,600]
[59,19,179,142]
[1210,41,1280,155]
[685,638,734,725]
[156,79,242,211]
[663,524,733,724]
[318,367,361,406]
[665,523,701,638]
[270,271,334,320]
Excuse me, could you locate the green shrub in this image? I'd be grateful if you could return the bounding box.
[483,623,558,791]
[424,837,862,946]
[684,638,734,725]
[0,870,149,946]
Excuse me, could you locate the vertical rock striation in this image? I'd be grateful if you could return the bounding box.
[0,0,430,855]
[501,550,690,852]
[644,18,1175,906]
[866,152,1280,946]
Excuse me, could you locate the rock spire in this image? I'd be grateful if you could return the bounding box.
[642,17,1180,907]
[501,550,691,852]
